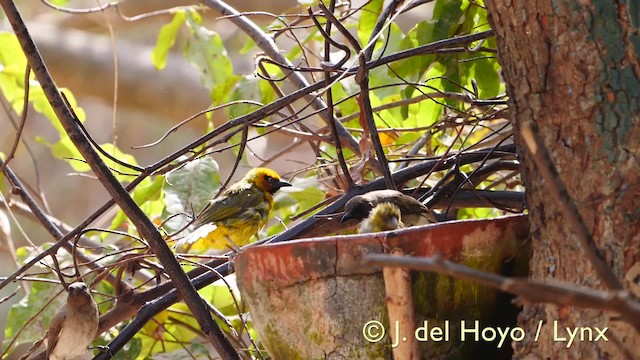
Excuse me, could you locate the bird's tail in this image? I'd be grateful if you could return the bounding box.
[173,223,218,250]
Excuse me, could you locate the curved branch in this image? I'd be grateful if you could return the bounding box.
[200,0,361,154]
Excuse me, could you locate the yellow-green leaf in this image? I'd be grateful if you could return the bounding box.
[151,11,187,70]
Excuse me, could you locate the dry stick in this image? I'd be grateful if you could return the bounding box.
[0,65,30,177]
[0,65,33,294]
[1,161,125,289]
[0,286,20,305]
[0,2,239,359]
[319,2,396,189]
[519,120,622,290]
[133,101,263,150]
[0,168,151,291]
[360,0,409,190]
[316,1,355,187]
[363,0,404,60]
[382,248,418,360]
[214,126,248,198]
[430,190,523,211]
[441,134,512,216]
[4,200,104,249]
[256,62,318,139]
[199,0,360,154]
[0,94,46,198]
[180,257,263,360]
[365,253,640,332]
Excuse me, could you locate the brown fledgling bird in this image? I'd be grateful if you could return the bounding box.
[46,282,99,360]
[341,189,436,227]
[358,202,404,233]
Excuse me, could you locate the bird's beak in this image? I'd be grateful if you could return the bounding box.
[341,211,353,223]
[388,217,399,230]
[276,180,292,189]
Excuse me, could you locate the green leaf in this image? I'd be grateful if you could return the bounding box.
[331,82,359,119]
[258,78,277,107]
[357,0,383,48]
[110,176,165,232]
[151,11,187,70]
[389,21,434,79]
[196,278,242,315]
[4,282,65,349]
[210,74,242,106]
[227,76,265,120]
[185,12,234,93]
[239,37,256,54]
[378,93,404,128]
[1,33,86,134]
[163,157,220,233]
[42,137,139,182]
[460,0,491,34]
[472,57,500,98]
[441,57,463,105]
[0,32,27,111]
[0,33,26,70]
[46,135,90,172]
[380,22,405,55]
[395,131,423,148]
[92,143,139,183]
[432,0,464,39]
[28,85,85,136]
[410,63,446,126]
[457,207,499,220]
[266,177,325,236]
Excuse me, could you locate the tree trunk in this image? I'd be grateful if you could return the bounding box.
[485,1,640,358]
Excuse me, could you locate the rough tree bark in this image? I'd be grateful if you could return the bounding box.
[485,1,640,358]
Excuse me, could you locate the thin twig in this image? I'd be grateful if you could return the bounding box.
[319,2,396,189]
[0,64,30,177]
[0,161,126,288]
[199,0,360,154]
[315,1,354,188]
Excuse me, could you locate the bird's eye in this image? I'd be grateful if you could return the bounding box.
[265,176,276,184]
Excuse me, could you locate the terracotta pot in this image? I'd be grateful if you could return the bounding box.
[235,215,530,359]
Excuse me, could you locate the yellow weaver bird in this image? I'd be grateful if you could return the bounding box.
[174,167,291,251]
[358,202,404,233]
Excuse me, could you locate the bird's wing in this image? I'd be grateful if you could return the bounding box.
[46,306,67,358]
[391,193,429,214]
[194,186,266,226]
